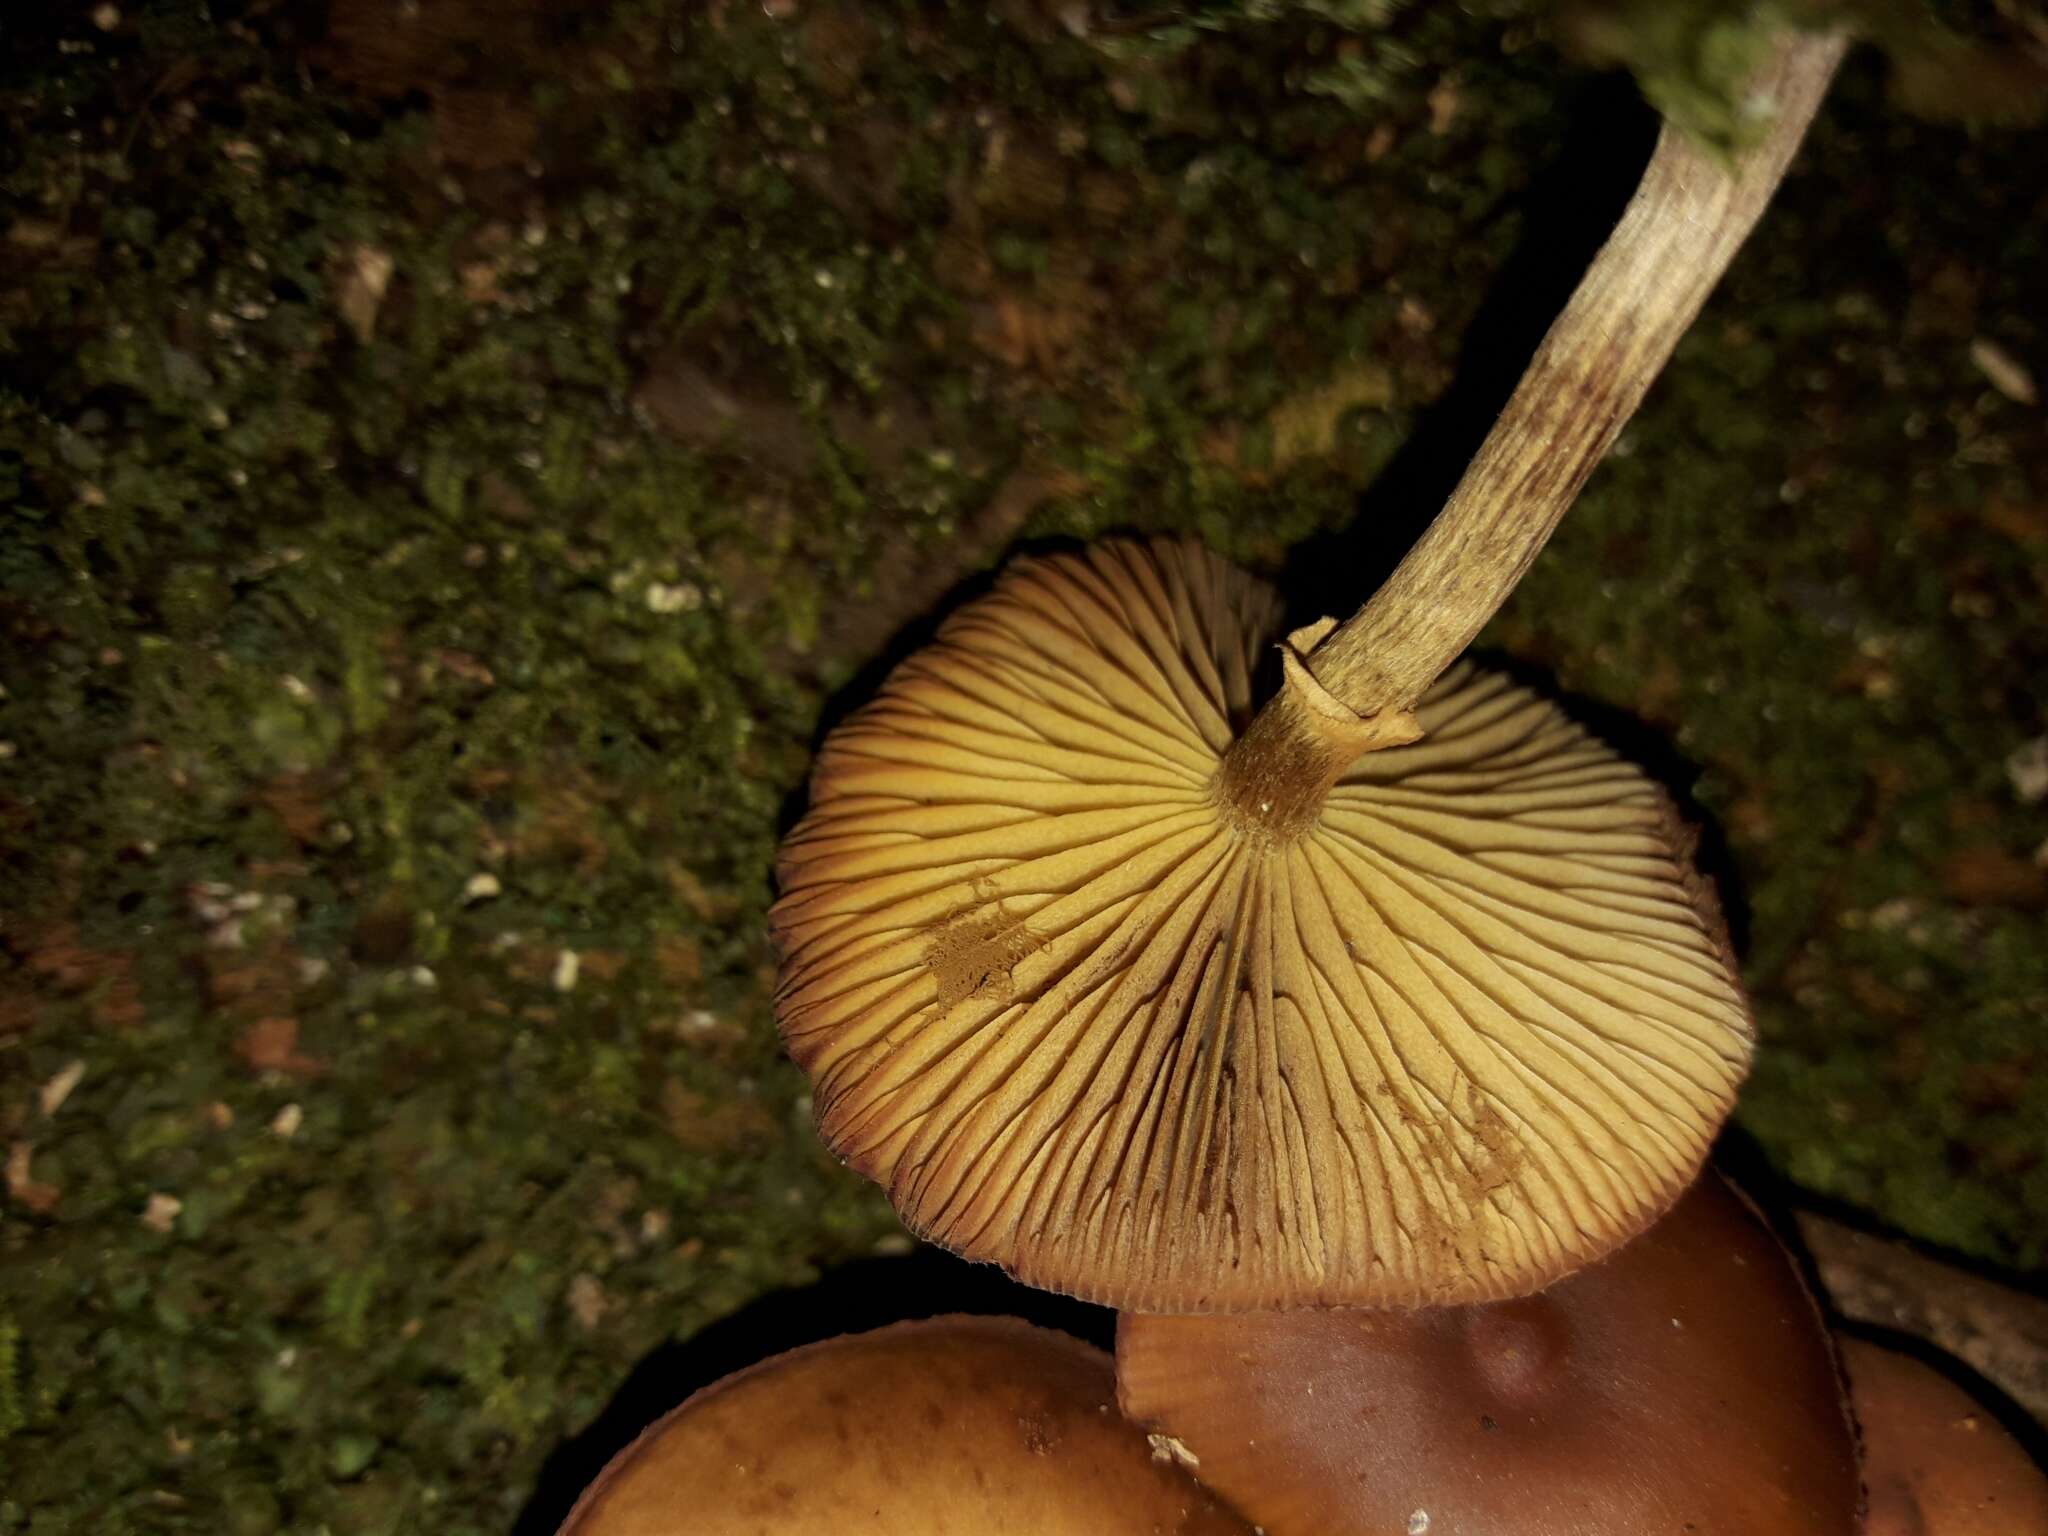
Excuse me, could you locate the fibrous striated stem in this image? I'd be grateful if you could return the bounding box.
[1220,28,1848,817]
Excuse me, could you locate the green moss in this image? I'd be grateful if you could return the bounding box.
[0,1319,21,1443]
[1126,0,2048,141]
[2,0,2044,1526]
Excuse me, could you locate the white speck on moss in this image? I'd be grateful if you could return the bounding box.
[552,949,581,992]
[1970,337,2038,405]
[337,243,395,344]
[2007,736,2048,805]
[142,1193,183,1233]
[271,1103,303,1139]
[463,872,502,902]
[39,1060,86,1118]
[567,1273,608,1331]
[645,580,702,614]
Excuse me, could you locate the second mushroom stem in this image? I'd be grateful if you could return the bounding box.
[1286,28,1847,737]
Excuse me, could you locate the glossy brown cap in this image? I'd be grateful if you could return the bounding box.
[773,537,1752,1311]
[1117,1172,1860,1535]
[558,1314,1252,1535]
[1844,1335,2048,1535]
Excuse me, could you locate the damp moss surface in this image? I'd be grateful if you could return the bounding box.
[2,2,2044,1530]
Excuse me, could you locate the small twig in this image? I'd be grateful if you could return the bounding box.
[1301,29,1849,724]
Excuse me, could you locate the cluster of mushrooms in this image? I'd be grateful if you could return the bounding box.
[560,27,2048,1536]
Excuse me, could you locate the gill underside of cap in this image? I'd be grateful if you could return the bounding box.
[771,538,1752,1310]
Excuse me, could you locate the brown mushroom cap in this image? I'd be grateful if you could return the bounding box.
[1844,1335,2048,1535]
[557,1314,1251,1536]
[773,537,1752,1309]
[1115,1172,1860,1535]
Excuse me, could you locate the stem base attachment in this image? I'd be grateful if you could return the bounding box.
[1214,622,1422,841]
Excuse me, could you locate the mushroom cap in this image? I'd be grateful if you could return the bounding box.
[555,1314,1251,1536]
[773,537,1752,1310]
[1843,1335,2048,1535]
[1115,1172,1861,1535]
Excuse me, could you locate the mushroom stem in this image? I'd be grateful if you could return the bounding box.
[1217,27,1847,818]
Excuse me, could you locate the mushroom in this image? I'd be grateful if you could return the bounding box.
[1113,1172,1862,1535]
[771,29,1845,1312]
[775,537,1751,1311]
[554,1314,1253,1535]
[1842,1334,2048,1536]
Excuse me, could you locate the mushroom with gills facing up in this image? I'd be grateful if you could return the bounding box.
[770,28,1847,1313]
[1114,1171,1863,1536]
[555,1315,1254,1536]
